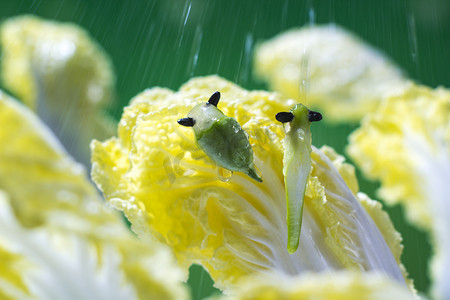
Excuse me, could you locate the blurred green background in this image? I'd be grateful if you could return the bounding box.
[1,0,449,299]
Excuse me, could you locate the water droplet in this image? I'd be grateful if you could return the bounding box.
[187,25,203,77]
[407,13,419,74]
[299,49,310,103]
[253,165,263,182]
[218,167,233,182]
[173,152,185,176]
[238,32,254,85]
[163,157,176,184]
[309,7,316,25]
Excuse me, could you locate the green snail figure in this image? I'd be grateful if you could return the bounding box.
[178,91,262,182]
[276,104,322,254]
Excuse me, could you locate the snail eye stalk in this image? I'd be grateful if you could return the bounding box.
[207,91,221,107]
[177,117,196,127]
[275,112,294,123]
[308,111,322,122]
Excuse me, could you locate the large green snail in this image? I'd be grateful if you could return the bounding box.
[178,92,262,182]
[276,104,322,254]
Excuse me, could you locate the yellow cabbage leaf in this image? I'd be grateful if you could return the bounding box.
[212,271,416,300]
[0,238,31,300]
[0,89,118,232]
[347,82,450,300]
[0,190,189,300]
[0,92,189,300]
[0,15,115,165]
[91,75,410,292]
[254,25,407,122]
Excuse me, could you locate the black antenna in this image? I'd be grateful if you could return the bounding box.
[308,111,322,122]
[207,91,221,107]
[177,117,195,127]
[275,112,294,123]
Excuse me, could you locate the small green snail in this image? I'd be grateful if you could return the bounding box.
[178,91,262,182]
[276,104,322,254]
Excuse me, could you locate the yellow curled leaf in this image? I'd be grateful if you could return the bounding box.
[92,76,410,292]
[347,82,450,300]
[0,90,118,232]
[0,237,31,300]
[348,82,450,229]
[213,271,416,300]
[254,25,407,122]
[0,15,115,165]
[0,92,189,299]
[0,190,189,300]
